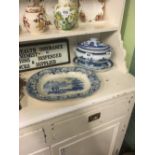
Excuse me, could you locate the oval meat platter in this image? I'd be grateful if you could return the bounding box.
[27,67,100,101]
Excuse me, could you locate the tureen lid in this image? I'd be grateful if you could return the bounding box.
[77,38,112,52]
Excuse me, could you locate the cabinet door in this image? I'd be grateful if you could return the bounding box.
[51,123,120,155]
[19,128,47,155]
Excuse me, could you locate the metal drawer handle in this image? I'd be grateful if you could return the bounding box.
[88,112,101,122]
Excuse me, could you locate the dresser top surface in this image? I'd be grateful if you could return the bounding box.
[19,68,134,129]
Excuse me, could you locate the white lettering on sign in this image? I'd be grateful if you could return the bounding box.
[36,60,56,67]
[38,44,63,51]
[19,41,69,71]
[19,64,30,70]
[19,58,30,64]
[38,53,62,61]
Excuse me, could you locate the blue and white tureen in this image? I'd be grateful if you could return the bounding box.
[75,38,112,61]
[74,38,113,71]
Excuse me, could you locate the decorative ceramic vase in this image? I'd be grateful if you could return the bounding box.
[79,0,105,23]
[23,0,50,34]
[54,0,79,30]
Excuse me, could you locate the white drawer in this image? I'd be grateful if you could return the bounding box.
[49,96,131,144]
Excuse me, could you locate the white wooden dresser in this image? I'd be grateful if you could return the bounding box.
[19,0,135,155]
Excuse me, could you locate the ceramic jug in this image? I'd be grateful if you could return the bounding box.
[54,0,79,30]
[23,0,50,34]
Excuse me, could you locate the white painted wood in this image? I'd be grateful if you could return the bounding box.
[19,0,135,155]
[20,22,118,43]
[100,31,128,72]
[104,0,126,30]
[47,97,131,144]
[19,92,134,155]
[49,115,132,155]
[28,147,50,155]
[19,69,134,129]
[112,118,132,155]
[19,0,128,73]
[51,122,120,155]
[19,128,47,155]
[19,0,126,43]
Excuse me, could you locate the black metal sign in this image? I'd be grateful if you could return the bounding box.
[19,39,70,72]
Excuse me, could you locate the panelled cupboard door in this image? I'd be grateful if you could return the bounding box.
[19,128,47,155]
[28,147,51,155]
[51,123,120,155]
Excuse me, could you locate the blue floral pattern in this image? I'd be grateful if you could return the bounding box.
[73,57,113,71]
[27,67,100,101]
[77,38,112,52]
[43,78,84,94]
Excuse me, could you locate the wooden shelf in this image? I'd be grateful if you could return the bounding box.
[19,21,118,43]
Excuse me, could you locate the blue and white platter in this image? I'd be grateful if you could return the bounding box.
[73,57,113,71]
[27,67,100,101]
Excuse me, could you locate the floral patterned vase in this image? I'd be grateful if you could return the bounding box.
[23,0,50,34]
[54,0,79,30]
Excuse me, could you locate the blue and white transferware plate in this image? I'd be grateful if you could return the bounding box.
[75,38,113,61]
[27,67,100,101]
[73,57,113,71]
